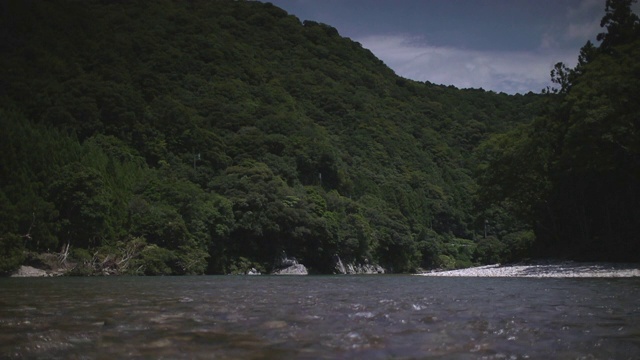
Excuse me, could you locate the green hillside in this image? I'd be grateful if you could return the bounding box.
[2,0,635,275]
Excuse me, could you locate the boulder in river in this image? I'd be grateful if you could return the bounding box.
[272,264,308,275]
[272,252,307,275]
[11,265,60,277]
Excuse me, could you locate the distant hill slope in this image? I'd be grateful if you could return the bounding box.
[0,0,542,274]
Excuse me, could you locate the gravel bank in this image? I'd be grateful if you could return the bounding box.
[418,261,640,278]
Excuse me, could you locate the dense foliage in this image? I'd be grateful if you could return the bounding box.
[478,0,640,262]
[2,0,634,275]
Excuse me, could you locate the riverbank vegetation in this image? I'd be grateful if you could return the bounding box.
[1,0,638,275]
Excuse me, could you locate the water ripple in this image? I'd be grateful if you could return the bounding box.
[1,276,639,359]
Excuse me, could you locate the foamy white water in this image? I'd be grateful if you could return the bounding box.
[418,262,640,278]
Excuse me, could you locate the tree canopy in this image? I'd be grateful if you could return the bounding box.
[478,0,640,262]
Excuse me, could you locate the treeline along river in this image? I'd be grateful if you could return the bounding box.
[1,276,639,359]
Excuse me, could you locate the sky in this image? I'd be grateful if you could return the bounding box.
[259,0,637,94]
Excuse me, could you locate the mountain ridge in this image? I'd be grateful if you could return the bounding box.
[0,0,544,274]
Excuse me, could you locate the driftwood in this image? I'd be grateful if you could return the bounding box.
[21,212,35,241]
[58,242,70,265]
[83,240,145,275]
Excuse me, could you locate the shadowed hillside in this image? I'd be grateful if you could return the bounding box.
[1,0,553,274]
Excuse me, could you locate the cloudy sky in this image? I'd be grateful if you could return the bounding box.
[260,0,632,94]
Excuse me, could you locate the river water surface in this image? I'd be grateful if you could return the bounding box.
[1,276,639,359]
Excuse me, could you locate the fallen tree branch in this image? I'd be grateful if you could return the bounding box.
[57,242,70,265]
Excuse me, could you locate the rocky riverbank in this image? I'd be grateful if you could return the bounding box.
[417,261,640,278]
[10,265,65,277]
[332,255,385,274]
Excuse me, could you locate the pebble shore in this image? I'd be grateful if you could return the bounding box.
[418,261,640,278]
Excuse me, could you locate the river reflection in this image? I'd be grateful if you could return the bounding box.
[1,276,639,359]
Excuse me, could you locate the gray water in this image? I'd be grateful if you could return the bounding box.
[1,276,639,359]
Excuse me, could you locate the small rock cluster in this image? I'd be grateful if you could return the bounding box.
[271,253,308,275]
[272,263,308,275]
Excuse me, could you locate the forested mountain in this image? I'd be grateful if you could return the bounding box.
[1,0,634,275]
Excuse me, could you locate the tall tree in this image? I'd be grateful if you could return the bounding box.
[597,0,640,50]
[480,0,640,261]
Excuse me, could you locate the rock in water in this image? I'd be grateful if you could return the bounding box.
[11,265,50,277]
[272,264,308,275]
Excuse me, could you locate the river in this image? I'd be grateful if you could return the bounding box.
[1,275,639,359]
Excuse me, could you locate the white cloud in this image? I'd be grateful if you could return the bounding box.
[538,0,601,63]
[565,20,601,41]
[358,35,576,94]
[540,32,561,50]
[564,0,603,42]
[563,0,640,42]
[567,0,602,19]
